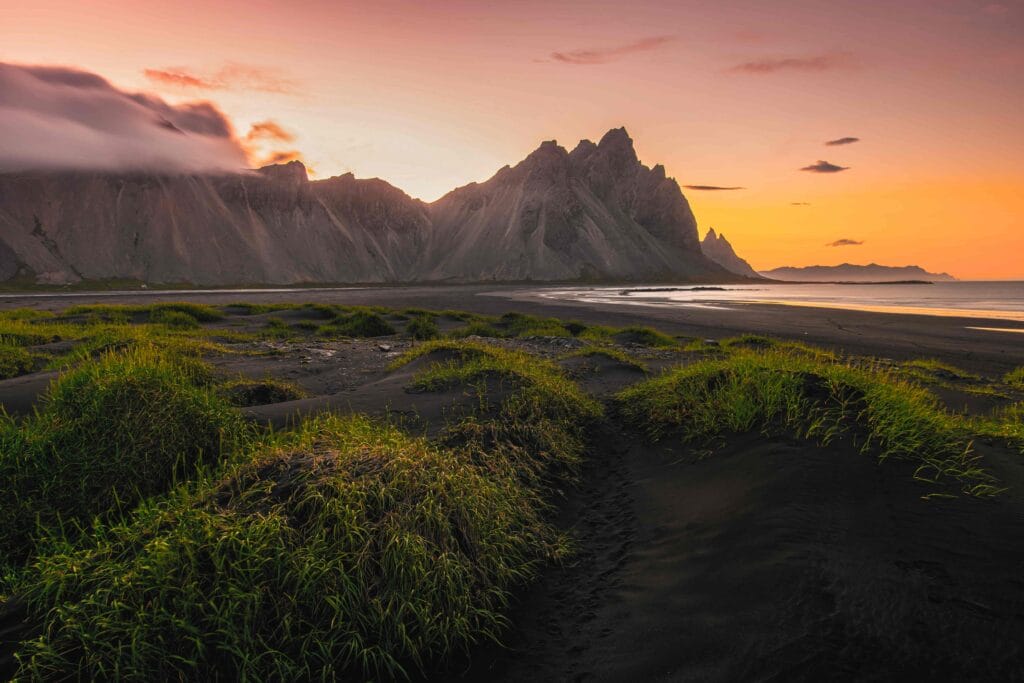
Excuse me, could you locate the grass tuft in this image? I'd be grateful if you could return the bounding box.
[12,414,561,680]
[0,343,39,379]
[614,326,678,348]
[405,315,440,341]
[218,377,308,407]
[1004,367,1024,389]
[319,311,396,338]
[0,345,245,561]
[617,350,1000,496]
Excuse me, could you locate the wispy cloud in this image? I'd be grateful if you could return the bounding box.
[549,36,674,65]
[683,184,745,191]
[791,202,811,206]
[801,160,849,173]
[260,150,304,165]
[825,136,860,146]
[826,238,863,246]
[245,120,294,143]
[728,52,852,74]
[144,63,297,94]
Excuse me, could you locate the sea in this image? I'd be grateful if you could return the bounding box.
[535,281,1024,327]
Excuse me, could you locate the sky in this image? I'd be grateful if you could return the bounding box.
[2,0,1022,278]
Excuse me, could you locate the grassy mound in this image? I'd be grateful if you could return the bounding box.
[219,377,308,406]
[1005,366,1024,389]
[0,346,245,561]
[613,326,677,348]
[560,346,647,372]
[149,308,200,329]
[448,321,505,339]
[12,414,561,680]
[320,310,396,338]
[0,343,38,379]
[396,340,602,484]
[617,350,999,496]
[405,315,440,340]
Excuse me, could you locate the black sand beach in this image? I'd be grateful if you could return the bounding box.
[2,284,1022,375]
[0,288,1022,681]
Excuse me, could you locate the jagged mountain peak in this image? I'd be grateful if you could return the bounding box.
[0,128,741,285]
[521,139,570,167]
[701,227,760,279]
[257,160,308,184]
[598,126,633,150]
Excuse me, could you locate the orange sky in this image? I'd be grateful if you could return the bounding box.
[2,0,1022,278]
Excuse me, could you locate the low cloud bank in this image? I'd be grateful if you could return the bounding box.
[0,62,249,173]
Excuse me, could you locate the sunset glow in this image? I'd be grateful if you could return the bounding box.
[3,0,1022,278]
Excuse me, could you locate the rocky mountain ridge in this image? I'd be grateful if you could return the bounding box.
[761,263,957,282]
[0,128,740,286]
[700,228,761,279]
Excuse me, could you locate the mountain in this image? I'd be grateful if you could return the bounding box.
[761,263,957,282]
[0,162,430,285]
[700,228,761,279]
[0,128,736,286]
[422,128,726,282]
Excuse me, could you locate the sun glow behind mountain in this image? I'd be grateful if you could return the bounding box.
[1,0,1022,278]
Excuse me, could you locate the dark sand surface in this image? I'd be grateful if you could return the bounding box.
[439,431,1024,682]
[1,289,1023,681]
[2,284,1022,375]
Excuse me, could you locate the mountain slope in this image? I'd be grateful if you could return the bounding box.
[421,129,727,282]
[761,263,957,282]
[0,129,734,285]
[0,162,430,285]
[700,228,761,279]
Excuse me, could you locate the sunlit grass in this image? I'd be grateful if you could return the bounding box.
[0,345,246,563]
[10,413,564,680]
[618,349,1001,497]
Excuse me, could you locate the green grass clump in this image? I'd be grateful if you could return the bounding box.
[405,315,440,341]
[902,358,980,381]
[0,343,38,379]
[146,302,224,323]
[1004,367,1024,389]
[578,325,616,342]
[61,302,223,324]
[218,377,308,407]
[149,308,200,329]
[561,346,647,372]
[320,311,396,338]
[496,312,571,338]
[617,350,999,496]
[0,309,54,322]
[0,346,245,562]
[221,302,301,315]
[12,414,560,680]
[614,326,678,348]
[449,321,506,339]
[396,340,601,483]
[722,334,775,350]
[261,316,297,339]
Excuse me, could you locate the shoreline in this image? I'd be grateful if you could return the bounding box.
[2,284,1021,375]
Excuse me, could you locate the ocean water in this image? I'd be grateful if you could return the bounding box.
[537,281,1024,325]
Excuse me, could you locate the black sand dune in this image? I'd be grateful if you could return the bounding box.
[441,430,1024,682]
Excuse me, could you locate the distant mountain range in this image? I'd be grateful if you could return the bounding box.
[0,128,745,286]
[760,263,957,282]
[700,228,762,279]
